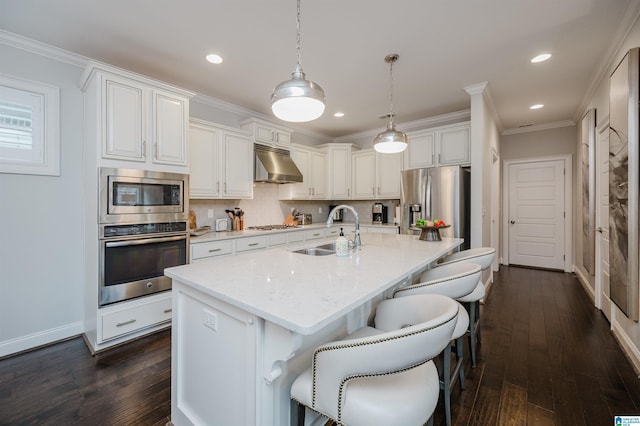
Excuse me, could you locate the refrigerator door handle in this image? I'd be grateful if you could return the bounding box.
[426,174,432,220]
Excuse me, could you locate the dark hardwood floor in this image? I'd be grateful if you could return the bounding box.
[1,266,639,425]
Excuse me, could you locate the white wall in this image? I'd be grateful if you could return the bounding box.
[576,14,640,372]
[0,44,85,356]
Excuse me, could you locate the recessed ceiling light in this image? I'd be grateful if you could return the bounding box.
[205,54,223,64]
[531,53,551,63]
[334,112,345,118]
[530,104,544,110]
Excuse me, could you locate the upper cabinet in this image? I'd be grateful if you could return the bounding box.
[81,61,193,172]
[322,143,354,200]
[404,122,470,170]
[352,150,403,199]
[279,144,326,200]
[241,118,292,149]
[189,119,253,199]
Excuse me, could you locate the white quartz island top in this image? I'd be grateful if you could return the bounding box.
[166,233,462,335]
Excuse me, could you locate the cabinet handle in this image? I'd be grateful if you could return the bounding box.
[208,248,222,253]
[313,233,320,237]
[163,308,172,313]
[217,181,220,192]
[248,243,259,246]
[154,141,158,159]
[116,319,136,327]
[224,182,227,193]
[372,187,375,195]
[142,140,146,159]
[597,227,603,233]
[438,153,441,164]
[377,186,380,196]
[432,154,435,165]
[348,188,350,197]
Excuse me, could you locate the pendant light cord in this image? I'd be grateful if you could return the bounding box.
[296,0,302,70]
[389,59,394,127]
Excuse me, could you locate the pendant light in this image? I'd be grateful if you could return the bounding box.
[374,54,407,154]
[271,0,325,123]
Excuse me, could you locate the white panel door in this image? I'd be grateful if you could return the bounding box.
[596,124,611,321]
[508,160,565,269]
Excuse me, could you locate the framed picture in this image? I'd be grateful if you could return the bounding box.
[581,108,596,275]
[609,47,639,321]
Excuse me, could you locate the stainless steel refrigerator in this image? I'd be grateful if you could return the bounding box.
[400,166,471,250]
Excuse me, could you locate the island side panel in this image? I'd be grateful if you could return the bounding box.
[171,280,258,426]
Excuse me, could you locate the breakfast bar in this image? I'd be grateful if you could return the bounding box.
[166,233,462,426]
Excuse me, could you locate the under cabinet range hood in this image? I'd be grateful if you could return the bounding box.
[254,145,303,183]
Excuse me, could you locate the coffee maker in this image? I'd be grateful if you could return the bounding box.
[372,203,388,224]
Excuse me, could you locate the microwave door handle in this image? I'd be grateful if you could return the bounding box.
[105,235,186,248]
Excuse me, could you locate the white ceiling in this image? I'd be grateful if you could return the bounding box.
[1,0,638,138]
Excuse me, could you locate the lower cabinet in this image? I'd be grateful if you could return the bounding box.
[191,240,234,262]
[99,291,173,343]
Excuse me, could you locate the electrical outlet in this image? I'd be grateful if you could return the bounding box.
[207,209,214,219]
[203,309,218,331]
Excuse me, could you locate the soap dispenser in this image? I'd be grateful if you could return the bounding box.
[336,227,348,257]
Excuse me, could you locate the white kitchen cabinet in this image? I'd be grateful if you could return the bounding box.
[191,240,235,262]
[352,149,403,199]
[81,62,192,171]
[189,119,253,199]
[279,145,326,200]
[236,236,268,252]
[322,143,354,200]
[404,122,470,170]
[304,228,326,240]
[241,118,292,149]
[101,293,173,341]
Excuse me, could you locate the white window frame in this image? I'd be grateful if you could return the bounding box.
[0,74,60,176]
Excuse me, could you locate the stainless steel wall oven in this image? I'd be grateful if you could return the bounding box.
[98,168,189,306]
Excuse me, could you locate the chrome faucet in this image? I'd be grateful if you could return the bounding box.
[327,204,361,248]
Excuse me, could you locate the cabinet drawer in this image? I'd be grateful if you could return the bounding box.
[325,227,341,237]
[288,232,305,243]
[268,233,288,247]
[191,240,234,260]
[236,236,268,252]
[305,229,326,240]
[101,296,172,341]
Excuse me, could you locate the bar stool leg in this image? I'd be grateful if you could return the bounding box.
[456,335,465,389]
[467,301,478,367]
[439,343,453,426]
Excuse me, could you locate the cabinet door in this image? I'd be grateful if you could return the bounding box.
[405,131,435,170]
[328,146,351,199]
[274,130,291,149]
[153,90,188,165]
[377,152,403,198]
[189,125,220,198]
[222,132,253,198]
[255,124,275,145]
[103,77,145,161]
[437,126,470,166]
[352,151,376,199]
[309,151,326,199]
[288,148,310,198]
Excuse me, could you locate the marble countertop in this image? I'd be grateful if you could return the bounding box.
[166,233,462,335]
[189,221,400,244]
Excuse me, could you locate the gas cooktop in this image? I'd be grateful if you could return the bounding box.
[247,225,299,231]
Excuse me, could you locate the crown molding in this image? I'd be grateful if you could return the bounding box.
[574,1,640,124]
[502,120,575,136]
[334,109,471,143]
[0,29,88,68]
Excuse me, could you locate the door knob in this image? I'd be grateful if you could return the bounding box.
[510,220,516,224]
[597,227,603,233]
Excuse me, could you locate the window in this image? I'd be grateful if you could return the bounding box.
[0,74,60,176]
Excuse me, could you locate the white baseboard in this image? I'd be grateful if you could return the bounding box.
[574,266,596,304]
[611,318,640,376]
[0,321,84,358]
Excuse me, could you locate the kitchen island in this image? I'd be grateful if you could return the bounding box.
[166,232,462,426]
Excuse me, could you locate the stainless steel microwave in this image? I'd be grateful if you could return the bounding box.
[99,167,189,224]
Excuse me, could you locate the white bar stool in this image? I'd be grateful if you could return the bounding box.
[290,294,458,426]
[431,246,496,368]
[393,261,481,426]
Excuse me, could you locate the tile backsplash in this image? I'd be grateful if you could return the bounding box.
[189,183,399,229]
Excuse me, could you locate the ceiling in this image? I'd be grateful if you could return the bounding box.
[0,0,637,139]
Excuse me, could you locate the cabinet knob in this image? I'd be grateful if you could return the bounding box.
[510,220,516,224]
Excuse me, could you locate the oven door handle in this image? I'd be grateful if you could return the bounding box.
[105,234,187,248]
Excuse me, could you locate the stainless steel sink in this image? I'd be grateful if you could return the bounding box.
[315,243,336,251]
[292,247,335,256]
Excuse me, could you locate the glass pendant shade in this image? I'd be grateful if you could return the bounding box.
[374,122,407,153]
[271,66,325,122]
